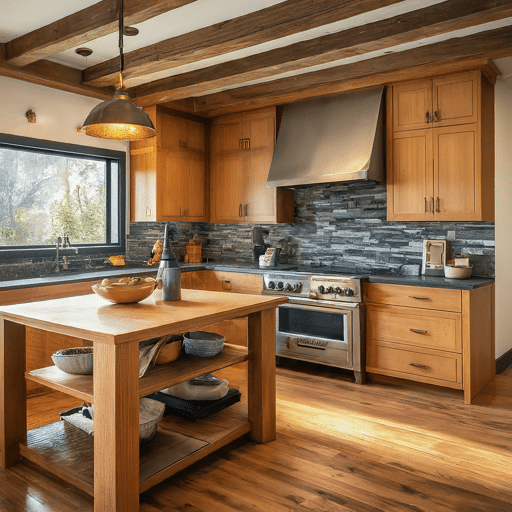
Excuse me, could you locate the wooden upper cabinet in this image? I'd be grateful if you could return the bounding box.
[393,72,479,132]
[392,79,432,132]
[387,68,495,222]
[433,73,478,127]
[210,107,294,224]
[130,106,208,223]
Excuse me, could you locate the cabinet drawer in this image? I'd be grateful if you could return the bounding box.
[367,342,462,386]
[364,283,461,312]
[367,305,461,353]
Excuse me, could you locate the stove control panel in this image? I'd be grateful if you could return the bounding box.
[262,273,309,296]
[309,276,361,302]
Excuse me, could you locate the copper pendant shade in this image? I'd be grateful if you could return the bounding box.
[81,0,155,141]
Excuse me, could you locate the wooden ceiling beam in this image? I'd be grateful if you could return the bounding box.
[82,0,404,87]
[5,0,198,67]
[130,0,512,107]
[0,58,112,100]
[187,26,512,116]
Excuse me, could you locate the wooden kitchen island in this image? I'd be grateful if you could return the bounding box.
[0,288,287,512]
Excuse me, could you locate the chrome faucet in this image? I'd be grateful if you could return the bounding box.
[55,236,78,273]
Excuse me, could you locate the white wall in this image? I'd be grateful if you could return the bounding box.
[0,76,129,152]
[495,79,512,358]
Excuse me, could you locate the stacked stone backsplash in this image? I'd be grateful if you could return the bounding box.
[127,181,495,278]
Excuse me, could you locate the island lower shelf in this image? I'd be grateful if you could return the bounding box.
[25,344,249,402]
[21,400,250,496]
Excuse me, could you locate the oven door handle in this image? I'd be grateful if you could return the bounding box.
[280,300,359,312]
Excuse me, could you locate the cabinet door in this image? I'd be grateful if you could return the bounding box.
[158,113,205,152]
[130,148,156,222]
[433,72,478,127]
[242,110,277,223]
[157,150,183,220]
[434,124,478,221]
[392,79,432,132]
[388,129,433,221]
[182,152,207,222]
[210,152,244,223]
[210,116,244,223]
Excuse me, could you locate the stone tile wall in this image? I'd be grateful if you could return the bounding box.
[127,181,495,278]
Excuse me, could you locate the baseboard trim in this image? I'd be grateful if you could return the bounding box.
[496,347,512,374]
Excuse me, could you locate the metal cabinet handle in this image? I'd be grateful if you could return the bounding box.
[239,204,243,217]
[424,197,427,213]
[433,111,439,123]
[408,296,428,300]
[425,111,430,124]
[430,197,434,213]
[409,328,428,334]
[244,204,248,217]
[409,362,427,368]
[435,197,440,213]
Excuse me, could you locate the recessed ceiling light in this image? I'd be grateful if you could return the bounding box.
[75,47,93,57]
[123,26,139,36]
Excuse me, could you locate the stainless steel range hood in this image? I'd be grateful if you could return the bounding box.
[266,87,385,188]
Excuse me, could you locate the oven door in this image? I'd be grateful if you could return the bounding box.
[276,300,359,367]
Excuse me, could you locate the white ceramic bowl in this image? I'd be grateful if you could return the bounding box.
[51,347,93,375]
[183,331,224,357]
[444,265,473,279]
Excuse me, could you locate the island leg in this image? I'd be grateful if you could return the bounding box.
[0,318,26,468]
[247,309,276,443]
[93,340,140,512]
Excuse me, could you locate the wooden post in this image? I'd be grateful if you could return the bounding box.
[0,318,27,468]
[247,308,276,443]
[93,340,140,511]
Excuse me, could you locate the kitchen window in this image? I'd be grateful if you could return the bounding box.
[0,133,126,259]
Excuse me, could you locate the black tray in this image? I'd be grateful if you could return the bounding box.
[146,388,241,421]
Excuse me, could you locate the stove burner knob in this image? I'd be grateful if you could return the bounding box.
[325,286,333,294]
[334,287,342,294]
[292,283,301,292]
[344,288,355,297]
[284,283,293,291]
[317,285,325,294]
[267,281,275,289]
[276,281,284,291]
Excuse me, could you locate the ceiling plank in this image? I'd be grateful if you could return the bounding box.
[0,58,112,100]
[130,0,512,106]
[5,0,198,67]
[186,26,511,115]
[82,0,404,87]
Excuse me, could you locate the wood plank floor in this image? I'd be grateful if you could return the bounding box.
[2,362,511,512]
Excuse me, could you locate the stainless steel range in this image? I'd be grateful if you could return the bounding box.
[262,271,365,384]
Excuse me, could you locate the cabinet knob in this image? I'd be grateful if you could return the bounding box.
[425,111,430,124]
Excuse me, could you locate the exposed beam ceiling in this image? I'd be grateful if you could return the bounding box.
[5,0,198,67]
[0,0,512,116]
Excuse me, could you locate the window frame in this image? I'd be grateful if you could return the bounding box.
[0,133,126,260]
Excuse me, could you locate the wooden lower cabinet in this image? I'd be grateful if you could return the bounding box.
[364,282,495,404]
[182,270,263,347]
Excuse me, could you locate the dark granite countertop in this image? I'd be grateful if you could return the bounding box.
[0,260,493,292]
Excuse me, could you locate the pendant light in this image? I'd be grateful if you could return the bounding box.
[80,0,155,140]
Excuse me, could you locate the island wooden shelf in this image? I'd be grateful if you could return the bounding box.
[26,343,249,402]
[20,401,250,497]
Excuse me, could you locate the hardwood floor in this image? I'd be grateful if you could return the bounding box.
[2,362,511,512]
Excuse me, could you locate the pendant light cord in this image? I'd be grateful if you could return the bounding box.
[118,0,124,86]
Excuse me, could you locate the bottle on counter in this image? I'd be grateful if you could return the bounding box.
[157,223,181,301]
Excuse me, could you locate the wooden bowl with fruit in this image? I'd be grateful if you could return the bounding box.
[92,276,157,304]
